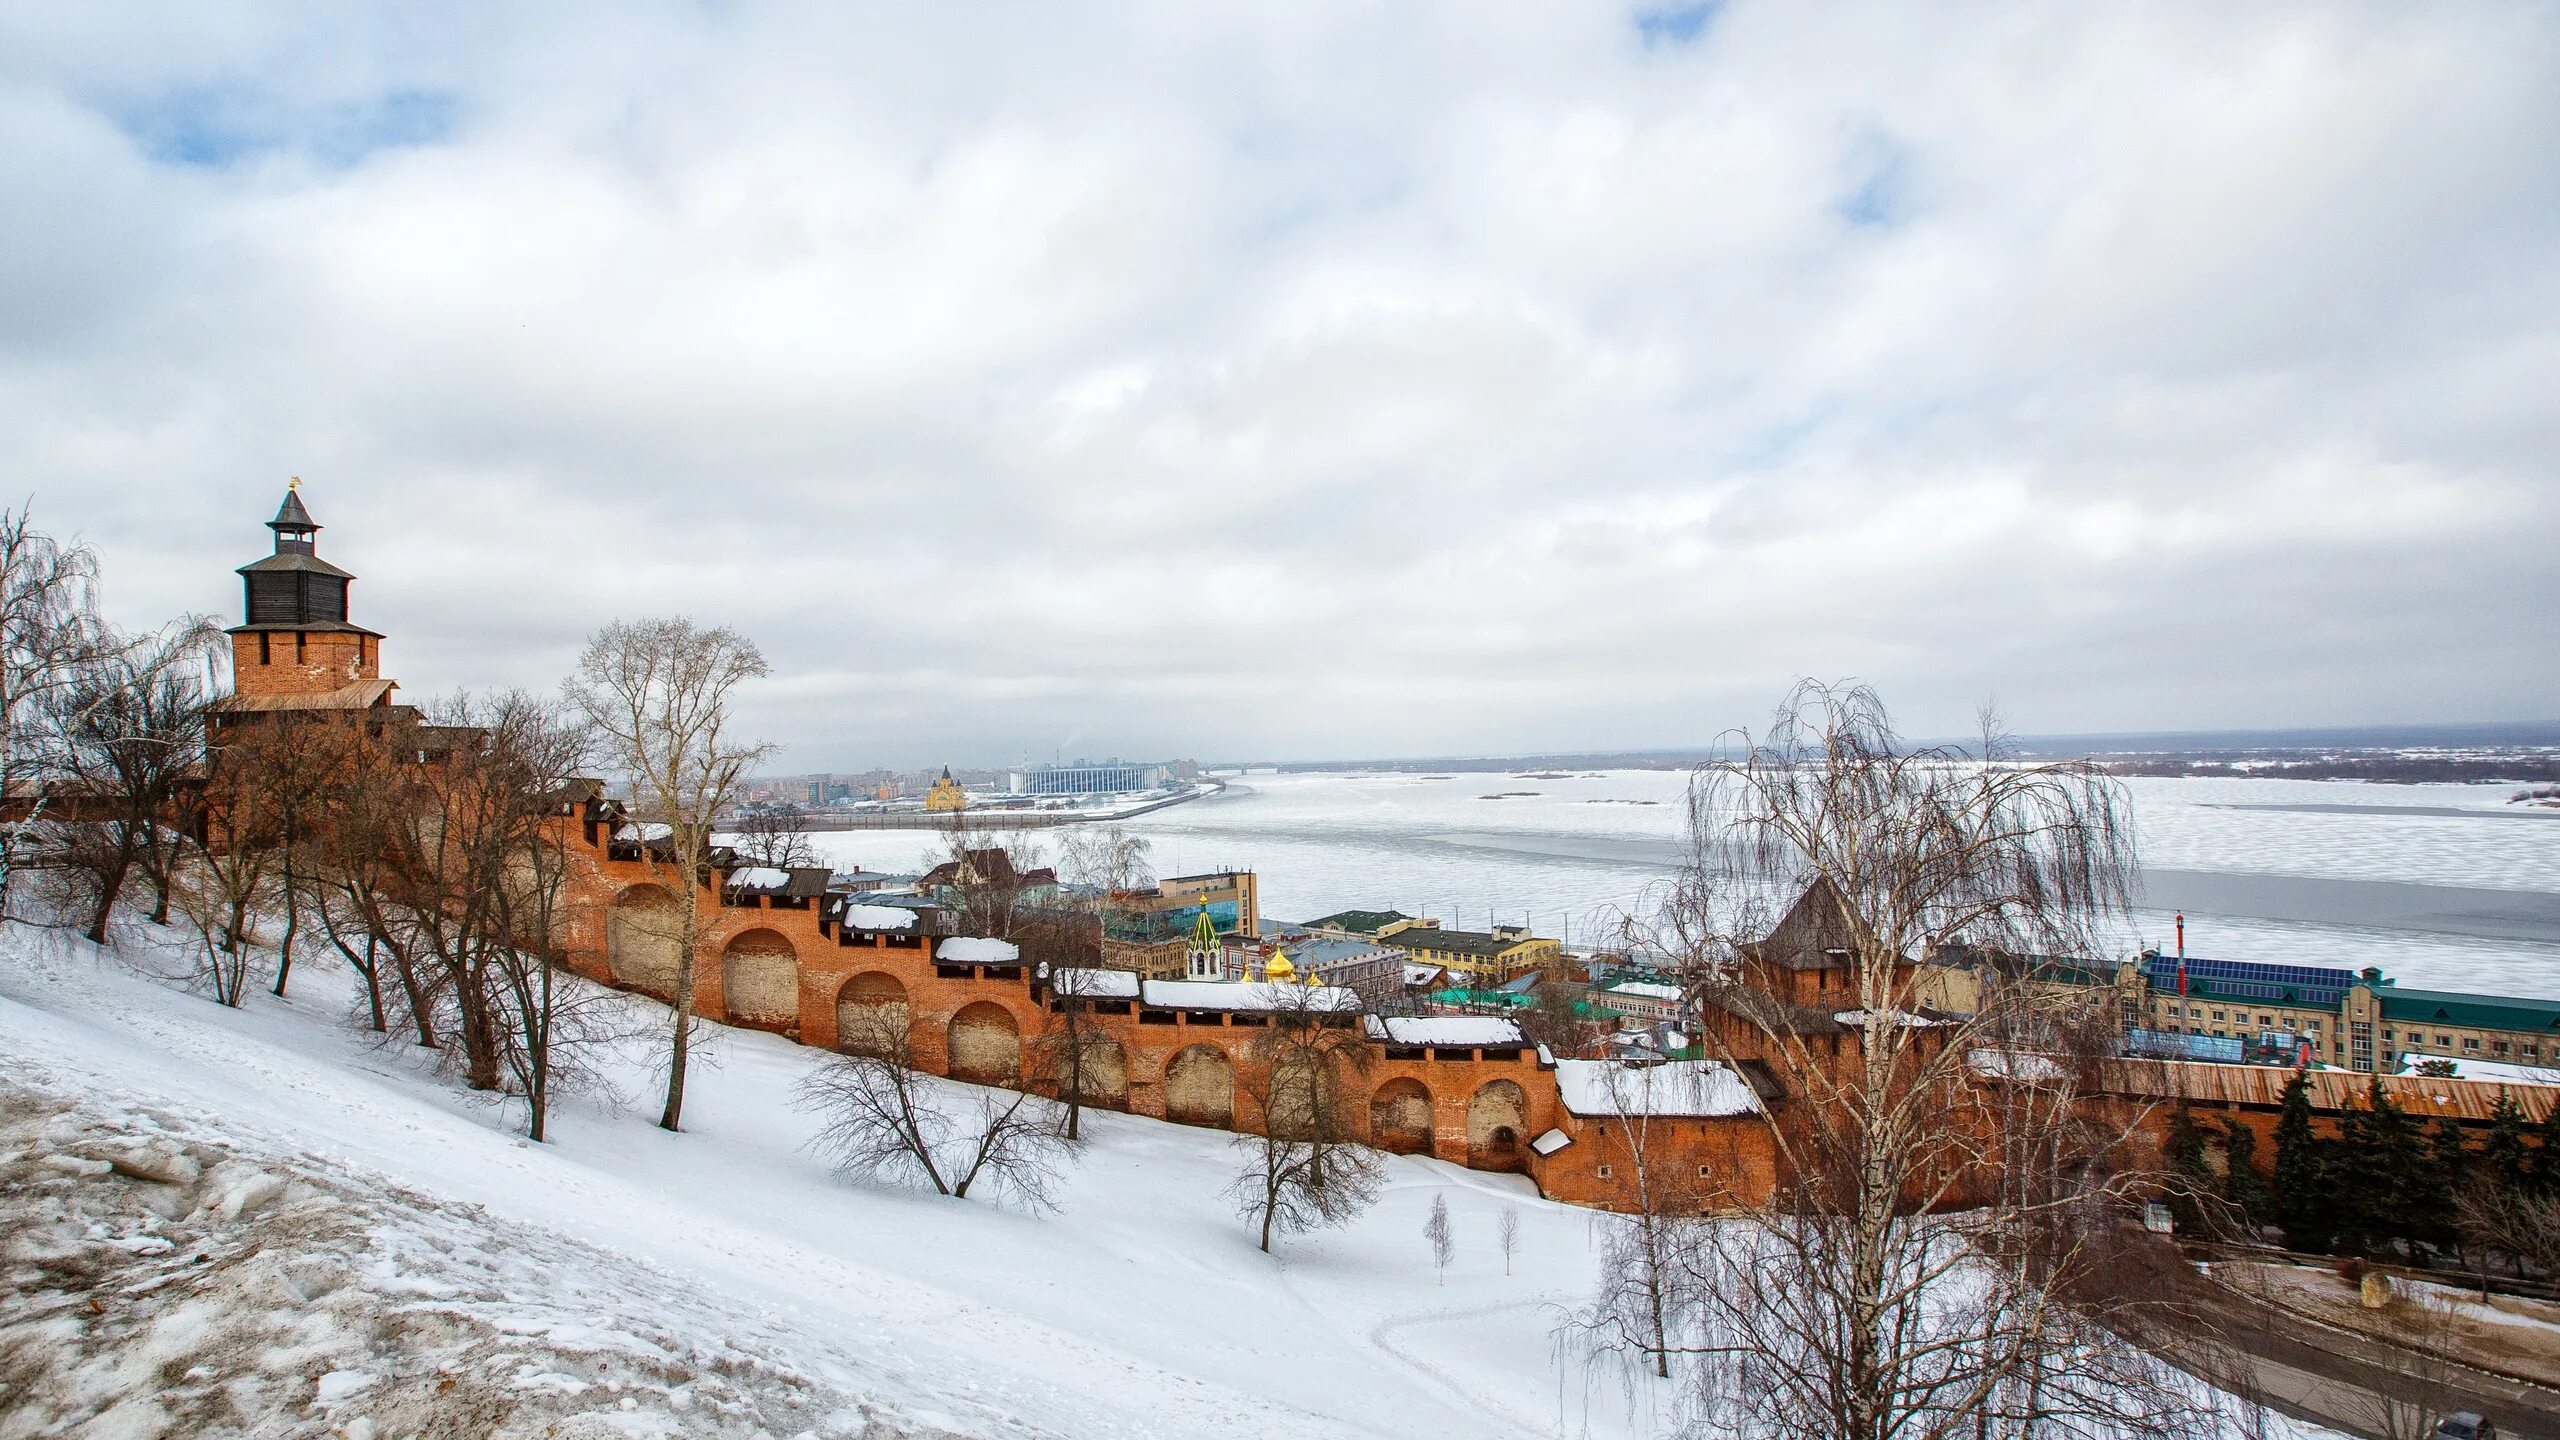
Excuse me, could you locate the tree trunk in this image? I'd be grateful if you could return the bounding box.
[85,843,135,946]
[271,869,299,996]
[360,934,387,1033]
[395,948,438,1048]
[659,882,701,1131]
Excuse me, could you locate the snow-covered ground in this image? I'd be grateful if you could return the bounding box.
[0,921,1663,1439]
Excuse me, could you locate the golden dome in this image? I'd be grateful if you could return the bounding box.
[1262,950,1295,982]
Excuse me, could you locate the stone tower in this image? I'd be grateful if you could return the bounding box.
[226,482,388,701]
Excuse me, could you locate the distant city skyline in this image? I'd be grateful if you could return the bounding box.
[12,5,2557,771]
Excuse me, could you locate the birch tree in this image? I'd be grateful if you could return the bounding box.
[1228,979,1383,1252]
[566,618,770,1133]
[1596,682,2211,1440]
[0,508,206,921]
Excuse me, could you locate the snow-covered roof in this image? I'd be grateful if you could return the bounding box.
[1553,1060,1761,1118]
[1364,1016,1525,1047]
[2398,1053,2560,1087]
[1050,967,1141,999]
[725,866,790,890]
[1402,963,1445,986]
[1139,979,1362,1013]
[1602,980,1683,1002]
[1530,1128,1573,1156]
[615,822,672,842]
[937,937,1022,965]
[1967,1048,2068,1083]
[839,904,918,931]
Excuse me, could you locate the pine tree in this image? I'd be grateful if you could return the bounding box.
[2163,1103,2212,1230]
[2417,1115,2468,1249]
[2272,1069,2331,1251]
[2481,1094,2531,1193]
[2336,1078,2427,1255]
[2532,1096,2560,1195]
[2220,1116,2272,1233]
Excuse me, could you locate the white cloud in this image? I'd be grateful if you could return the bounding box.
[5,1,2554,766]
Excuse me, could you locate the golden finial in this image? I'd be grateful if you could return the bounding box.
[288,476,301,490]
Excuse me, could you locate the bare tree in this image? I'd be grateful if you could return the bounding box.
[2455,1180,2560,1278]
[928,826,1049,941]
[1227,980,1383,1252]
[1592,682,2210,1440]
[797,1005,1079,1209]
[255,710,364,999]
[1425,1192,1454,1284]
[1498,1207,1520,1277]
[2344,1287,2464,1440]
[465,697,613,1141]
[176,718,306,1006]
[1034,963,1127,1141]
[1571,1060,1715,1382]
[566,618,771,1133]
[1054,823,1152,901]
[308,725,437,1043]
[41,624,217,945]
[732,803,817,870]
[1030,825,1150,1139]
[0,506,123,918]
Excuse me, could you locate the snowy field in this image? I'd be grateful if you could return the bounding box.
[0,922,1672,1440]
[806,772,2560,997]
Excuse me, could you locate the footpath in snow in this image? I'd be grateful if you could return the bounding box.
[0,921,1659,1440]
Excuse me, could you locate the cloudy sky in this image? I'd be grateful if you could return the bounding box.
[8,4,2556,769]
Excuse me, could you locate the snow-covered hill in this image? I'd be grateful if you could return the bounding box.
[0,922,1656,1439]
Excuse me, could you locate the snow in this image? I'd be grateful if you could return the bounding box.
[1047,967,1139,999]
[0,921,1664,1438]
[1140,978,1362,1011]
[1529,1129,1572,1156]
[1834,1008,1943,1028]
[613,822,672,842]
[723,866,789,889]
[1552,1060,1763,1118]
[934,936,1020,964]
[1968,1049,2069,1082]
[2396,1052,2560,1086]
[1601,981,1681,1002]
[835,903,917,931]
[1366,1017,1526,1047]
[2,913,2324,1440]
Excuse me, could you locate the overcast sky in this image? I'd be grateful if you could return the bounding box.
[8,4,2556,769]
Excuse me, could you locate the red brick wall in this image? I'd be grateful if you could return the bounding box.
[230,629,376,697]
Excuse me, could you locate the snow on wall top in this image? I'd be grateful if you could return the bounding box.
[1553,1060,1761,1118]
[937,937,1022,964]
[615,822,672,842]
[1364,1016,1525,1047]
[1140,979,1362,1013]
[2398,1052,2560,1087]
[1967,1048,2067,1082]
[839,904,918,931]
[726,867,790,890]
[1832,1009,1941,1028]
[1049,968,1142,999]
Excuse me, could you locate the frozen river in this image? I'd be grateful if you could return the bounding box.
[804,771,2560,999]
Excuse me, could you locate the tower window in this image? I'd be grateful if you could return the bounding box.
[295,631,306,662]
[259,633,270,664]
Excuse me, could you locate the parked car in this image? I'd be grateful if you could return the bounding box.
[2433,1411,2496,1440]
